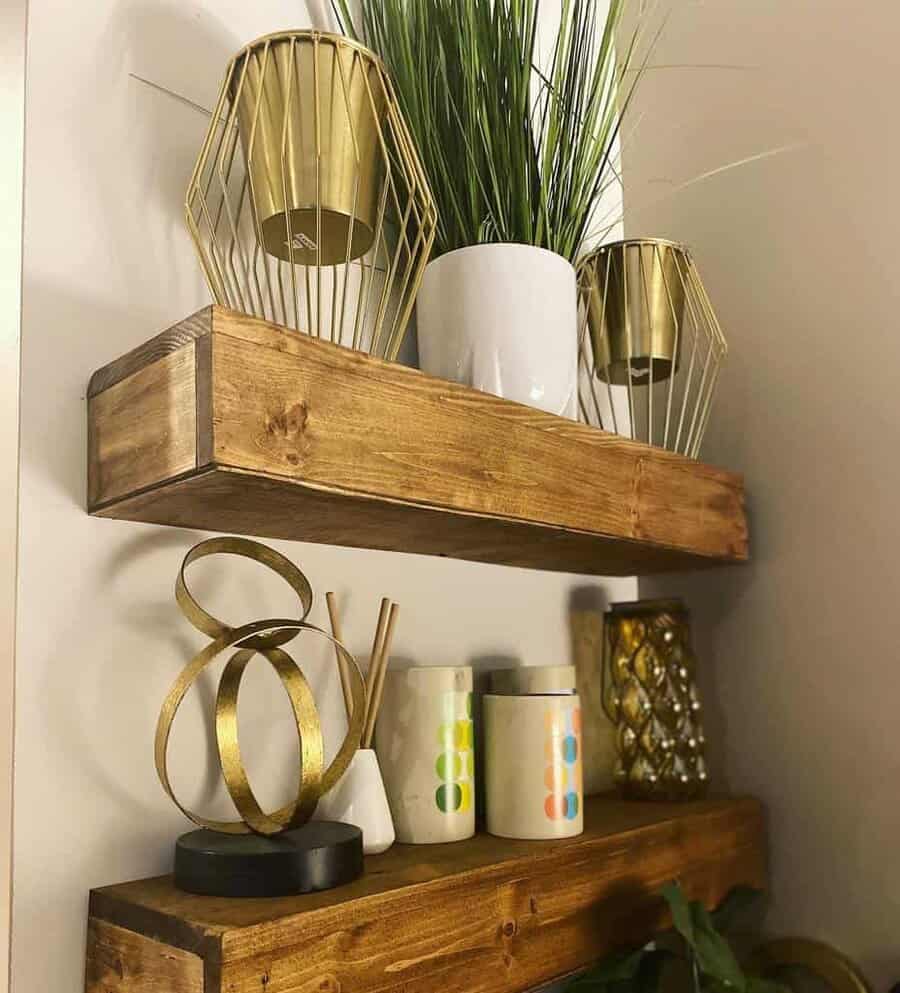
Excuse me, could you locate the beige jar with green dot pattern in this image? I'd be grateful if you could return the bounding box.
[375,666,475,844]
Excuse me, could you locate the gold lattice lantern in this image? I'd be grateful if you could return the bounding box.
[186,31,437,360]
[577,239,727,458]
[602,599,708,800]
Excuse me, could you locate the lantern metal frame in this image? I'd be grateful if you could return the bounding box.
[186,30,438,361]
[577,238,727,458]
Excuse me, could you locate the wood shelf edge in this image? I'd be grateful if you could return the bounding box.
[87,305,744,488]
[84,795,766,993]
[89,462,747,566]
[87,796,765,955]
[87,307,214,398]
[86,307,749,573]
[206,306,746,487]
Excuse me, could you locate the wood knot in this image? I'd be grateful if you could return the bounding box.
[502,920,517,938]
[261,971,270,988]
[529,897,539,914]
[265,401,309,440]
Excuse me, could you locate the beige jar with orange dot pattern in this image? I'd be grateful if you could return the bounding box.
[484,692,584,840]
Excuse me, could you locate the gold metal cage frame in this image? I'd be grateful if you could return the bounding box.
[186,31,438,361]
[577,239,727,458]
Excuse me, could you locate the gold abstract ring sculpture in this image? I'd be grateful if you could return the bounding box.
[155,537,365,836]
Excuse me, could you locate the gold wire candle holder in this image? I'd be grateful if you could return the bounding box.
[186,31,438,360]
[576,239,727,458]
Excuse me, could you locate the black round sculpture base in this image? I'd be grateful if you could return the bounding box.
[174,822,363,898]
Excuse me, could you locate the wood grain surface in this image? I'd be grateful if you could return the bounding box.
[86,309,212,398]
[87,345,198,507]
[84,919,203,993]
[87,307,748,574]
[93,465,735,576]
[571,607,617,794]
[86,795,766,993]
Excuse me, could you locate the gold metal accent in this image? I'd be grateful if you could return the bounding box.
[602,599,708,801]
[588,239,686,385]
[155,537,365,836]
[752,940,873,993]
[186,30,438,360]
[577,239,727,458]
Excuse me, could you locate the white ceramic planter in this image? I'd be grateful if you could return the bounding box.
[416,244,578,417]
[314,749,395,855]
[484,693,584,840]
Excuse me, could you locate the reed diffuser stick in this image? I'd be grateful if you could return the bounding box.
[325,592,354,721]
[365,598,391,726]
[363,602,400,748]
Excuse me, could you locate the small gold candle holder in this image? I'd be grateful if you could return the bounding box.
[577,239,727,458]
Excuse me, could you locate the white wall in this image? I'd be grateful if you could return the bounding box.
[627,1,900,987]
[15,2,632,990]
[0,2,26,991]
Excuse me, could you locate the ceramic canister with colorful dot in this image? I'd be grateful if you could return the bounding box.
[374,666,475,844]
[484,692,583,840]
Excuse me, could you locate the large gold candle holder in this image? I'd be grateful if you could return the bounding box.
[602,599,708,801]
[186,31,437,360]
[577,239,727,458]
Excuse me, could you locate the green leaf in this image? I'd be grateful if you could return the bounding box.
[690,902,747,992]
[661,881,695,947]
[342,0,651,261]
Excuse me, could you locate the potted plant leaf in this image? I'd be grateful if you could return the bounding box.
[332,0,649,417]
[567,883,788,993]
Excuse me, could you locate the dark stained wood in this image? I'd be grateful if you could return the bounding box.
[93,466,732,576]
[84,918,203,993]
[87,794,766,993]
[194,332,213,469]
[86,306,749,575]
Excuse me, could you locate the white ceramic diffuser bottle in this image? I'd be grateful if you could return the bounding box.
[315,749,395,855]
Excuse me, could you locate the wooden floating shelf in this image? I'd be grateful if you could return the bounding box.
[87,306,748,575]
[85,794,765,993]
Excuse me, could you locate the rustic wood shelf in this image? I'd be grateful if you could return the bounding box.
[85,794,765,993]
[87,306,748,575]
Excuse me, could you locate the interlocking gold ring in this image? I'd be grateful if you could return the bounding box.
[176,536,313,649]
[156,539,365,836]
